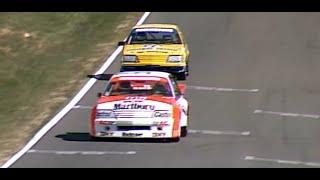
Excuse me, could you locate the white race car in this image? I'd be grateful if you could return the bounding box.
[88,71,189,142]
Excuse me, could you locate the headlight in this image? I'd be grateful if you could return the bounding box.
[122,55,137,62]
[96,109,114,119]
[153,110,171,118]
[167,55,183,63]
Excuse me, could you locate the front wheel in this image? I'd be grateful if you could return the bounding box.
[186,63,189,76]
[120,66,126,72]
[176,72,187,80]
[180,126,188,137]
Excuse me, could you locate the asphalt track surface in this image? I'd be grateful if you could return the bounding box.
[9,12,320,168]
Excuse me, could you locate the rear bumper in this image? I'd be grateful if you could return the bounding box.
[120,65,186,74]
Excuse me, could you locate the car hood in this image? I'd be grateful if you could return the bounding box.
[97,96,175,110]
[123,44,184,55]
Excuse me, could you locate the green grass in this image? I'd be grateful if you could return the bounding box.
[0,12,142,164]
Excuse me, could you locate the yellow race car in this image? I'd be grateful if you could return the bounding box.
[118,24,190,80]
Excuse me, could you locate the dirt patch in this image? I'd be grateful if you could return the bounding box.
[36,38,46,50]
[0,47,11,53]
[0,12,143,167]
[48,91,65,98]
[114,15,137,33]
[17,106,29,111]
[0,47,15,57]
[95,42,115,54]
[87,57,100,63]
[0,107,51,166]
[67,57,83,63]
[0,27,13,36]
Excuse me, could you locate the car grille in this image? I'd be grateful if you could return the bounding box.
[137,55,167,64]
[117,126,151,131]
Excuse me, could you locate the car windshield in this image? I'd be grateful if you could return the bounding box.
[127,28,182,44]
[104,79,173,97]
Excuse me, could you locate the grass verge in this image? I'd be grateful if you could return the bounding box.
[0,12,143,165]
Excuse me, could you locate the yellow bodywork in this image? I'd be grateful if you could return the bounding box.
[120,24,190,68]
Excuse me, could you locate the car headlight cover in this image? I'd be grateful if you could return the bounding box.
[122,55,137,62]
[167,55,183,62]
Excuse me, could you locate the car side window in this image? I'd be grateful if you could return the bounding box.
[169,75,181,97]
[103,81,114,96]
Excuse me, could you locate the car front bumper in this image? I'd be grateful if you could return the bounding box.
[120,65,187,74]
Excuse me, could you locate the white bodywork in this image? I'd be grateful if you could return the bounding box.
[91,71,189,139]
[94,98,175,138]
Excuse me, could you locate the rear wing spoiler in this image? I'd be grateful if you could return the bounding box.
[87,74,113,81]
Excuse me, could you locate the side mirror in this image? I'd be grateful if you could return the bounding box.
[87,74,113,81]
[118,41,125,46]
[178,83,186,95]
[97,92,102,97]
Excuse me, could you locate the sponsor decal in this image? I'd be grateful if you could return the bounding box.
[127,42,179,52]
[122,132,143,137]
[154,111,171,118]
[125,96,147,101]
[97,121,114,125]
[100,132,114,136]
[127,45,159,51]
[152,132,166,137]
[114,103,155,110]
[153,121,170,127]
[128,47,179,52]
[131,84,152,90]
[143,44,159,50]
[124,96,147,102]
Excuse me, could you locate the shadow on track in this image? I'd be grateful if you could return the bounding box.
[55,132,179,143]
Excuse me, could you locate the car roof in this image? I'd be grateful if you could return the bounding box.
[112,71,171,79]
[132,24,179,30]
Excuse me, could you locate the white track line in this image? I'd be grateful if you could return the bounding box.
[189,129,251,136]
[73,105,92,109]
[187,85,259,93]
[27,149,136,155]
[244,155,320,167]
[0,12,151,168]
[254,109,320,119]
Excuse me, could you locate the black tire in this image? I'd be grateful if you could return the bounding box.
[180,126,188,137]
[120,67,125,72]
[177,72,187,80]
[186,64,189,76]
[171,137,180,142]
